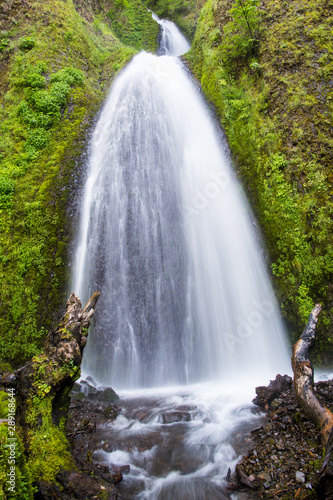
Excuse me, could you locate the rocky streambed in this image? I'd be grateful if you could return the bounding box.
[231,375,333,499]
[60,375,332,499]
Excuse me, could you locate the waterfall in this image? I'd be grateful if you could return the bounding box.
[72,16,290,389]
[152,12,190,56]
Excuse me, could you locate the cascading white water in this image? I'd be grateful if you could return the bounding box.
[152,12,190,56]
[74,30,290,389]
[73,15,289,389]
[72,17,291,499]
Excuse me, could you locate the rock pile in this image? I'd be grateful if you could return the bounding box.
[230,375,333,499]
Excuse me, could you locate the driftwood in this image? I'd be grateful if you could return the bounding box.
[0,292,100,484]
[291,303,333,498]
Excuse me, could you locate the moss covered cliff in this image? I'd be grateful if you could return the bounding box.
[186,0,333,363]
[0,0,158,371]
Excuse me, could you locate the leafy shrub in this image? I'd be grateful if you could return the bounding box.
[219,0,260,70]
[28,82,71,114]
[0,176,15,207]
[18,37,36,51]
[25,73,46,89]
[12,62,47,89]
[18,73,80,137]
[26,128,51,150]
[0,38,9,52]
[49,67,84,87]
[18,102,55,129]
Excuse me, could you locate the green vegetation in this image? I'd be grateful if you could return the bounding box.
[0,424,34,500]
[25,354,79,484]
[107,0,159,50]
[0,391,34,499]
[144,0,205,40]
[0,0,140,369]
[187,0,333,361]
[219,0,260,70]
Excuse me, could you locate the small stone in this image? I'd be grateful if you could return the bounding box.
[248,474,256,482]
[162,411,191,423]
[276,440,284,450]
[296,471,306,483]
[258,472,271,482]
[71,391,86,401]
[103,405,119,420]
[305,482,312,489]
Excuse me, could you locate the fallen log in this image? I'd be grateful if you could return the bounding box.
[291,303,333,498]
[0,292,100,485]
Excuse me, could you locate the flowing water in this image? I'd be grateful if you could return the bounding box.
[72,15,290,499]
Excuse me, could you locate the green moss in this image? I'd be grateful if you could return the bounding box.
[187,0,333,363]
[0,391,9,419]
[0,425,34,499]
[0,0,137,368]
[18,352,84,484]
[107,0,159,51]
[28,420,74,483]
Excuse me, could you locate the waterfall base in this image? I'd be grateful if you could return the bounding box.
[69,382,265,499]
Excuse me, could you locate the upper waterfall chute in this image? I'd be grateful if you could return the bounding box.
[151,12,190,56]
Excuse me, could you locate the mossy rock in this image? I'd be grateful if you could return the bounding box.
[0,391,8,419]
[95,387,119,403]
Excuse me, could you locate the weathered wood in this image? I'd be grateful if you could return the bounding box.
[291,304,333,447]
[291,303,333,498]
[0,292,100,484]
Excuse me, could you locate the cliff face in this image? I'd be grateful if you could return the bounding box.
[186,0,333,363]
[0,0,157,370]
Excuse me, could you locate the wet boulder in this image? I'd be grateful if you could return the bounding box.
[253,374,292,410]
[86,375,97,387]
[95,387,119,403]
[161,411,191,423]
[81,381,99,399]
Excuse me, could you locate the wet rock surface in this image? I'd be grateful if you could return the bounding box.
[63,375,333,499]
[229,375,333,499]
[34,393,123,499]
[54,383,125,499]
